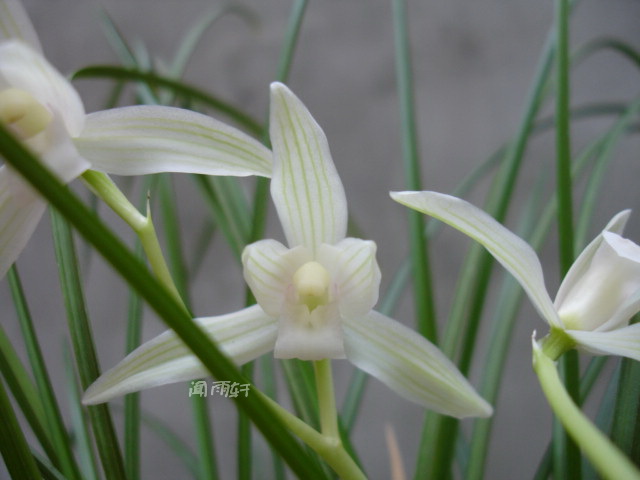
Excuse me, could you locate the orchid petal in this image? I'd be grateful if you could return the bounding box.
[0,0,41,52]
[0,166,46,278]
[391,191,561,328]
[0,41,84,135]
[242,240,311,317]
[269,82,347,251]
[82,306,277,405]
[344,310,492,418]
[556,232,640,331]
[318,238,381,318]
[598,288,640,333]
[555,210,631,314]
[567,323,640,361]
[38,113,89,183]
[74,105,272,177]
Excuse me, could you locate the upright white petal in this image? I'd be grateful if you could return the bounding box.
[317,238,381,318]
[0,166,46,278]
[83,306,277,405]
[568,323,640,361]
[269,82,347,251]
[344,311,492,418]
[242,240,311,317]
[555,210,630,313]
[557,232,640,331]
[0,41,84,136]
[391,191,561,328]
[0,0,41,52]
[75,105,272,177]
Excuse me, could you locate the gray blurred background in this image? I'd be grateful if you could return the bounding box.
[3,0,640,478]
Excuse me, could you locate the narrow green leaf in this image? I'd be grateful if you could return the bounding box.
[610,356,640,463]
[50,210,129,480]
[8,267,83,480]
[194,175,246,261]
[63,345,99,480]
[415,2,582,477]
[0,377,42,479]
[392,0,436,342]
[73,66,262,136]
[169,4,258,79]
[0,324,57,463]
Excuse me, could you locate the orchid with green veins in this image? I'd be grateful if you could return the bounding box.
[0,0,271,278]
[83,83,491,420]
[392,190,640,361]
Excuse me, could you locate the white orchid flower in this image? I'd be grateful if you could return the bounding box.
[392,190,640,361]
[83,83,492,419]
[0,0,271,278]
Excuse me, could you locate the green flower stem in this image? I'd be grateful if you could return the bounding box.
[540,328,576,361]
[532,342,640,480]
[314,360,339,440]
[81,170,185,312]
[256,390,366,480]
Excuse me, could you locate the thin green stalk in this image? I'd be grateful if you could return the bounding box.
[314,360,339,440]
[81,171,186,310]
[7,267,82,480]
[554,0,575,274]
[0,124,327,479]
[257,391,365,480]
[533,344,640,480]
[0,377,42,479]
[392,0,436,342]
[554,1,580,477]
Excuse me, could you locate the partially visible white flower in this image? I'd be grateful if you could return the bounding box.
[392,190,640,361]
[83,83,492,420]
[0,0,271,278]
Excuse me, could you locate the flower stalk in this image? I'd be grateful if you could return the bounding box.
[256,389,366,480]
[81,170,186,311]
[533,340,640,480]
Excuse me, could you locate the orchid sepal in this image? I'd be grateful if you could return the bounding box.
[82,306,277,405]
[390,190,561,328]
[74,105,273,178]
[344,310,493,418]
